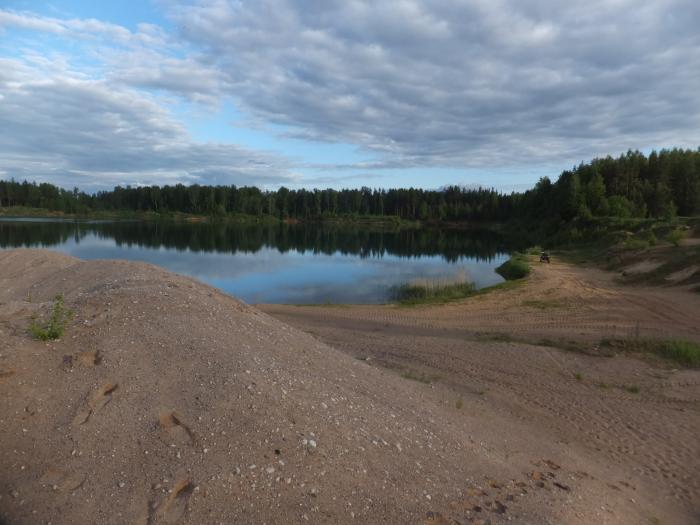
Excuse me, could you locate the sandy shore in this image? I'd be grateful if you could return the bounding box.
[1,249,698,524]
[262,258,700,524]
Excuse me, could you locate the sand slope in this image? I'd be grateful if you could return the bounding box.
[0,249,696,524]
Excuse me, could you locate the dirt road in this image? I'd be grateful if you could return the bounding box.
[262,259,700,523]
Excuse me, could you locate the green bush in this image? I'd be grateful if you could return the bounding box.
[29,294,73,341]
[645,230,657,246]
[667,229,685,247]
[496,254,531,280]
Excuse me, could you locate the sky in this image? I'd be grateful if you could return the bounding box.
[1,1,699,192]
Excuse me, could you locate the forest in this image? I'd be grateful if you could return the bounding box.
[1,148,699,223]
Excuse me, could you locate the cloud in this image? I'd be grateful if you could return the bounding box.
[164,0,700,167]
[106,51,229,106]
[1,2,699,191]
[0,9,167,47]
[0,56,297,190]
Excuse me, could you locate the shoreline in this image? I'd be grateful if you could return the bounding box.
[0,206,423,228]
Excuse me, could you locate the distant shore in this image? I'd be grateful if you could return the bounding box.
[0,205,428,227]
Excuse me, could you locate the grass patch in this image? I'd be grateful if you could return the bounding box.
[391,279,475,305]
[622,237,649,251]
[657,340,700,367]
[495,253,531,280]
[574,372,583,381]
[391,271,526,307]
[623,385,640,394]
[477,333,515,343]
[601,338,700,368]
[535,338,596,354]
[28,294,73,341]
[475,334,595,355]
[455,398,464,409]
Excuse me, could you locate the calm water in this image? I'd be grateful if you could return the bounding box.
[0,218,517,304]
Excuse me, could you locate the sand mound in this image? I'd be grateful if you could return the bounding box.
[621,259,662,275]
[665,264,699,283]
[0,249,655,524]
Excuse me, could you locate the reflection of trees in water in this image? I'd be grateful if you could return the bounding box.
[0,221,89,248]
[0,221,529,262]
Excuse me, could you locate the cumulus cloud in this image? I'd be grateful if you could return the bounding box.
[165,0,700,167]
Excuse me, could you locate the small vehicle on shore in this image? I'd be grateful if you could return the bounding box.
[539,251,550,263]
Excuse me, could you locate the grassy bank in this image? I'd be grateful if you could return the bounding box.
[552,216,700,287]
[495,253,531,280]
[553,217,698,257]
[391,279,476,305]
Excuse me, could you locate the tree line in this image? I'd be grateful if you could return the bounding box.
[1,148,699,221]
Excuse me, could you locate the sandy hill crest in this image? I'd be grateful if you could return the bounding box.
[0,249,658,524]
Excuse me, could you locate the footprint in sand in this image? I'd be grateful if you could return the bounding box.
[73,382,118,426]
[159,411,195,445]
[40,467,86,492]
[159,479,194,523]
[77,350,100,367]
[89,381,118,410]
[62,351,100,371]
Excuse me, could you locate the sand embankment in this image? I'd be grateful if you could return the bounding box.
[0,249,697,524]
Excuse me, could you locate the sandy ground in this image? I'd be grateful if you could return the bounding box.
[0,250,698,525]
[262,259,700,524]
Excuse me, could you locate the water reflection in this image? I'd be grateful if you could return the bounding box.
[0,219,517,304]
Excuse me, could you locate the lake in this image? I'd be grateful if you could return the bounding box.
[0,218,517,304]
